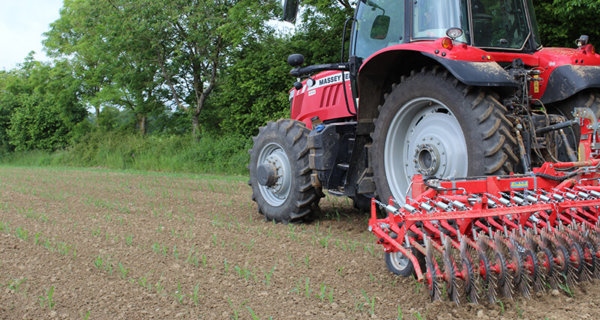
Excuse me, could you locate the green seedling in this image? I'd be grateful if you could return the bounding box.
[118,262,129,279]
[558,282,574,297]
[397,305,403,320]
[264,264,276,286]
[38,286,55,309]
[8,278,27,292]
[227,297,239,320]
[361,289,375,315]
[246,306,260,320]
[94,256,103,269]
[15,226,28,241]
[173,282,186,304]
[193,283,202,306]
[125,234,133,246]
[304,277,311,297]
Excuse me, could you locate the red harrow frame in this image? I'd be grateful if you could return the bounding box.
[369,108,600,303]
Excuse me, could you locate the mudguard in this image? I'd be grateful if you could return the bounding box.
[422,53,518,87]
[541,65,600,104]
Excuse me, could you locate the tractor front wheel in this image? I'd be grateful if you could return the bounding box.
[249,119,320,223]
[371,67,519,202]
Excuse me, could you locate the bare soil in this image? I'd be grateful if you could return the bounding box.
[0,166,599,319]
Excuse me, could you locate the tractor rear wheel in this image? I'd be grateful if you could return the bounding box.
[551,90,600,161]
[249,119,320,223]
[371,67,518,202]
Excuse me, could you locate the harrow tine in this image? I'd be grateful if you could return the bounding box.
[476,235,497,303]
[459,238,478,304]
[568,242,585,284]
[524,229,545,292]
[580,240,596,281]
[494,233,513,299]
[508,234,531,298]
[425,237,441,301]
[442,239,460,305]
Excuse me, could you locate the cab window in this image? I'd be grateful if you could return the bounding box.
[353,0,405,60]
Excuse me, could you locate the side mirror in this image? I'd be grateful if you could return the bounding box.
[287,54,305,67]
[282,0,299,23]
[370,15,390,39]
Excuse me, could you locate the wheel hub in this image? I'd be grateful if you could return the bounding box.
[257,163,278,187]
[414,141,443,176]
[256,142,292,207]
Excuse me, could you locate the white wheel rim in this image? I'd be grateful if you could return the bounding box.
[384,97,468,203]
[257,142,292,206]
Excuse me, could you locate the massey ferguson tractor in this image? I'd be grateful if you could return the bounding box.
[249,0,600,303]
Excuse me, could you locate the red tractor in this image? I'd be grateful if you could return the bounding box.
[249,0,600,223]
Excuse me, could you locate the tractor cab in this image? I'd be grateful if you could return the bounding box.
[353,0,542,61]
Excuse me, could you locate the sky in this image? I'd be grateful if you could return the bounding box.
[0,0,64,71]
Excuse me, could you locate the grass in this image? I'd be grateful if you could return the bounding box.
[0,132,252,176]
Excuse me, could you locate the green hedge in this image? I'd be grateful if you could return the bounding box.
[0,131,252,175]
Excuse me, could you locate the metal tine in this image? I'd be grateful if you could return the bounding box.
[459,237,479,304]
[442,237,460,305]
[476,233,497,304]
[524,229,545,292]
[509,232,531,298]
[494,231,514,299]
[427,236,442,301]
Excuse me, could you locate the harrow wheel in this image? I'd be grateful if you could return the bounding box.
[477,251,497,303]
[554,245,571,284]
[461,257,478,304]
[569,242,585,283]
[442,241,459,304]
[494,251,512,299]
[385,250,416,277]
[509,245,529,297]
[425,254,441,301]
[581,241,597,279]
[537,247,556,289]
[523,249,541,293]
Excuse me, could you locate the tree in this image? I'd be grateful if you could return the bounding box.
[533,0,600,47]
[144,0,277,138]
[45,0,165,135]
[3,55,86,151]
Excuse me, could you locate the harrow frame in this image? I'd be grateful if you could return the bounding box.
[368,109,600,303]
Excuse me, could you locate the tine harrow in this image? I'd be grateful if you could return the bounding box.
[369,159,600,304]
[369,108,600,304]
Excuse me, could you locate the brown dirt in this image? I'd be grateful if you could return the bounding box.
[0,166,599,320]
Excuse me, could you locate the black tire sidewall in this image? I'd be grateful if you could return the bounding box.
[249,120,316,222]
[372,72,496,201]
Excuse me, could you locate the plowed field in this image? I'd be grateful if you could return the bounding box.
[1,166,599,319]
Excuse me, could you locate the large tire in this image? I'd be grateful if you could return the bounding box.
[550,90,600,161]
[249,119,320,223]
[371,67,518,202]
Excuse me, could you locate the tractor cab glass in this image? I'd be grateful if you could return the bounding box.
[412,0,469,44]
[411,0,539,50]
[470,0,531,49]
[353,0,405,60]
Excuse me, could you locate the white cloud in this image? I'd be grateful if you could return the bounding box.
[0,0,63,71]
